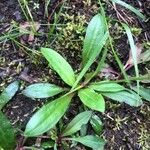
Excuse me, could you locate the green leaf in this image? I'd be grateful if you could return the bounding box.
[41,48,75,86]
[78,88,105,112]
[102,90,143,106]
[111,0,146,20]
[110,38,131,85]
[122,23,140,93]
[0,81,19,110]
[80,124,88,136]
[62,111,92,136]
[0,112,16,150]
[82,14,106,66]
[89,82,125,92]
[71,13,108,89]
[68,135,105,149]
[72,31,108,89]
[132,86,150,101]
[23,83,64,99]
[90,115,103,135]
[24,95,72,137]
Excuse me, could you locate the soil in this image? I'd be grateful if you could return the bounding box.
[0,0,150,150]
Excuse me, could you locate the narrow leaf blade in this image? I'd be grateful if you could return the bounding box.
[69,135,105,149]
[111,0,146,20]
[102,90,143,106]
[24,95,72,137]
[62,111,92,136]
[78,88,105,112]
[122,23,140,93]
[0,112,16,150]
[23,83,64,99]
[41,48,75,86]
[89,82,125,92]
[0,81,19,110]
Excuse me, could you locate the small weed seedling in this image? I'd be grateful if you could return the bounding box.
[21,13,149,149]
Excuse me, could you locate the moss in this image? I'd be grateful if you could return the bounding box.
[55,13,86,51]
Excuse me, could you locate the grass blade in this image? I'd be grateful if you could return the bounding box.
[98,0,131,86]
[109,35,131,85]
[111,0,146,20]
[122,23,140,93]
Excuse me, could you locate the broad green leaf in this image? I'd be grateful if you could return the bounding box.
[78,88,105,112]
[62,111,92,136]
[111,0,146,20]
[23,83,64,99]
[90,115,103,135]
[72,31,108,89]
[89,82,125,92]
[0,81,19,110]
[102,90,143,106]
[82,14,106,66]
[122,23,139,93]
[24,95,72,137]
[0,112,16,150]
[132,86,150,101]
[68,135,105,149]
[41,48,75,86]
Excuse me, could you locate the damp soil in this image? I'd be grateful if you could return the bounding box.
[0,0,150,149]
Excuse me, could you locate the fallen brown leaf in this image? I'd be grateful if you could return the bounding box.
[19,67,38,83]
[98,64,119,80]
[19,22,40,44]
[124,43,143,71]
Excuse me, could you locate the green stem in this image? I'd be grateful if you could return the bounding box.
[63,85,84,98]
[84,46,109,85]
[98,75,150,84]
[99,0,131,86]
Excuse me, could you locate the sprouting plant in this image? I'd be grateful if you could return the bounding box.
[0,81,19,150]
[21,12,150,149]
[39,111,105,149]
[18,0,37,33]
